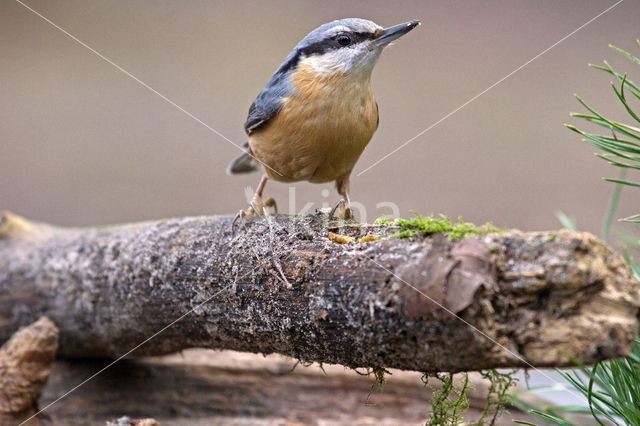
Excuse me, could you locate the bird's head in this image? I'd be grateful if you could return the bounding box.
[281,18,420,77]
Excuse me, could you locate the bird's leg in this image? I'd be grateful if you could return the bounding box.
[251,175,277,214]
[330,177,354,220]
[233,175,276,229]
[250,174,269,215]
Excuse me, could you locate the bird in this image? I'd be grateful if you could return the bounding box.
[228,18,419,222]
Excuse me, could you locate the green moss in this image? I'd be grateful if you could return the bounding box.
[373,216,395,225]
[471,369,518,426]
[375,212,498,241]
[353,366,392,403]
[423,372,471,425]
[422,369,518,425]
[372,366,388,391]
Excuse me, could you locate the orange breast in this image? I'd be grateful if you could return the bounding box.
[249,62,378,183]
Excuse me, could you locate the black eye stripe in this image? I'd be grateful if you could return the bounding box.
[301,31,373,55]
[334,32,375,44]
[352,31,376,41]
[275,30,377,76]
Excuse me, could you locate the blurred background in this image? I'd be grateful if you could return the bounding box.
[1,0,639,418]
[1,0,639,232]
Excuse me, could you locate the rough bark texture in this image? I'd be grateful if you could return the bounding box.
[0,211,638,372]
[0,317,58,425]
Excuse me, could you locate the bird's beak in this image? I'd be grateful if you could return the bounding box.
[372,20,420,48]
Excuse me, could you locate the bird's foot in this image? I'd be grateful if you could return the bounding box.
[232,196,277,231]
[262,196,277,214]
[330,199,354,220]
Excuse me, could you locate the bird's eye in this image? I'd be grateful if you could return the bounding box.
[336,34,352,46]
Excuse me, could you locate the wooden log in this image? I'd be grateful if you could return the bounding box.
[41,350,547,425]
[0,211,638,372]
[0,317,58,425]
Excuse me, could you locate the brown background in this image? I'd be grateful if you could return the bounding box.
[1,0,639,234]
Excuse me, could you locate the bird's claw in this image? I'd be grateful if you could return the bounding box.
[232,208,253,232]
[251,195,277,216]
[330,199,353,220]
[264,197,277,213]
[231,196,278,232]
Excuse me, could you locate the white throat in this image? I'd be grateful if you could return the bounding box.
[302,47,382,76]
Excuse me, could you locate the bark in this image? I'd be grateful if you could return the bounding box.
[105,417,159,426]
[0,317,58,425]
[0,211,638,372]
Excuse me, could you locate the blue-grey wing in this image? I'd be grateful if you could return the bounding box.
[244,56,295,135]
[244,93,281,135]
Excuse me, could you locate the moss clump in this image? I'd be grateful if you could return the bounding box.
[421,369,518,425]
[422,372,471,425]
[375,213,497,241]
[372,366,388,391]
[472,369,518,425]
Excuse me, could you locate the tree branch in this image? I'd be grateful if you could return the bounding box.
[0,211,638,372]
[0,317,58,425]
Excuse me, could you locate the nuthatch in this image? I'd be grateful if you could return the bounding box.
[228,18,420,221]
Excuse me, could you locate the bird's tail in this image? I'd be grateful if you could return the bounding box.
[227,151,259,175]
